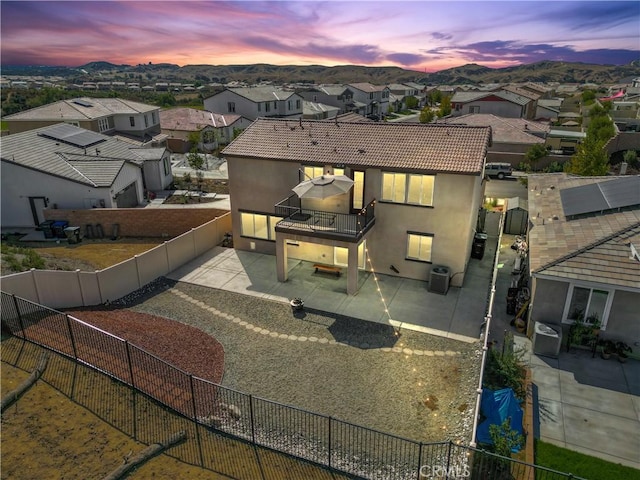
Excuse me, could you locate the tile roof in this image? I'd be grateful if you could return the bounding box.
[442,114,547,145]
[348,83,388,93]
[503,85,540,101]
[160,107,242,131]
[221,86,298,102]
[527,173,640,289]
[4,97,157,121]
[303,102,340,115]
[451,90,531,106]
[222,118,491,174]
[0,124,146,187]
[317,85,352,96]
[330,113,371,123]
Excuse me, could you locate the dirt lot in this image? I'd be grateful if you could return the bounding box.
[1,339,353,480]
[1,237,163,274]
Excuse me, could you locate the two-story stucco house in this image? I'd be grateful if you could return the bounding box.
[3,97,164,141]
[0,123,172,227]
[348,83,391,119]
[222,118,492,295]
[526,173,640,345]
[297,85,356,115]
[203,86,304,121]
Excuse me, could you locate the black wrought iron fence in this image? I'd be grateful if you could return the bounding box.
[1,292,584,480]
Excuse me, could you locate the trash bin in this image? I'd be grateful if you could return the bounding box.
[64,226,81,244]
[52,220,69,238]
[471,232,488,259]
[39,220,55,239]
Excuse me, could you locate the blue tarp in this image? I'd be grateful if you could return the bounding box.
[476,388,524,452]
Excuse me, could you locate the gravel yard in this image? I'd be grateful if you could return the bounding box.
[111,278,482,444]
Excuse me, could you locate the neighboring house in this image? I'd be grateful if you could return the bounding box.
[159,107,251,153]
[203,86,304,121]
[347,83,391,119]
[520,82,554,99]
[546,129,586,155]
[3,97,163,141]
[0,124,168,227]
[526,173,640,344]
[387,83,423,110]
[222,118,491,295]
[536,98,563,122]
[442,114,549,164]
[297,85,356,114]
[302,101,340,120]
[129,147,173,191]
[451,90,536,119]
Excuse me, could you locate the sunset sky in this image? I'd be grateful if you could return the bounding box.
[1,1,638,72]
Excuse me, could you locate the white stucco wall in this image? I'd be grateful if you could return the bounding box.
[1,161,114,227]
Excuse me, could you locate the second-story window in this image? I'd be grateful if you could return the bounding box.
[265,102,271,112]
[228,102,236,113]
[296,99,301,109]
[129,116,135,127]
[381,172,434,206]
[98,118,109,132]
[144,114,149,128]
[258,103,261,112]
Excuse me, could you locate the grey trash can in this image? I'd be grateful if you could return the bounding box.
[64,226,81,244]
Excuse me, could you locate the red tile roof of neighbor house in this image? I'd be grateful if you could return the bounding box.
[160,107,242,131]
[442,114,548,145]
[222,118,492,174]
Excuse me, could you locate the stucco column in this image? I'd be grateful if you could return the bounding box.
[276,233,287,282]
[347,243,359,295]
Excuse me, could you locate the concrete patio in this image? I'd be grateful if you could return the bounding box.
[517,336,640,469]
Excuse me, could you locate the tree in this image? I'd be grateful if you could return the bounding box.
[564,136,609,176]
[187,146,204,171]
[419,106,435,123]
[156,92,176,107]
[523,144,548,172]
[587,113,615,143]
[623,150,638,168]
[427,89,442,107]
[489,418,524,458]
[581,89,596,104]
[405,96,419,110]
[437,96,451,117]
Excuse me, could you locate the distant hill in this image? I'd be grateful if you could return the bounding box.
[2,60,639,85]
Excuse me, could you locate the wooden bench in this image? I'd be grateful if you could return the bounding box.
[313,264,341,277]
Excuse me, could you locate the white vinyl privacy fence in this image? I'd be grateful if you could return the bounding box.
[0,214,231,309]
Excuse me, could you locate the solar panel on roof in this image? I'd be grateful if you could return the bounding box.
[599,176,640,209]
[561,177,640,217]
[38,123,106,148]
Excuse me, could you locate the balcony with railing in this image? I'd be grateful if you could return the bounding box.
[274,196,375,242]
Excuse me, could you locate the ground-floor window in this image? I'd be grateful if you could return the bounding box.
[563,284,612,328]
[240,212,280,240]
[406,232,433,262]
